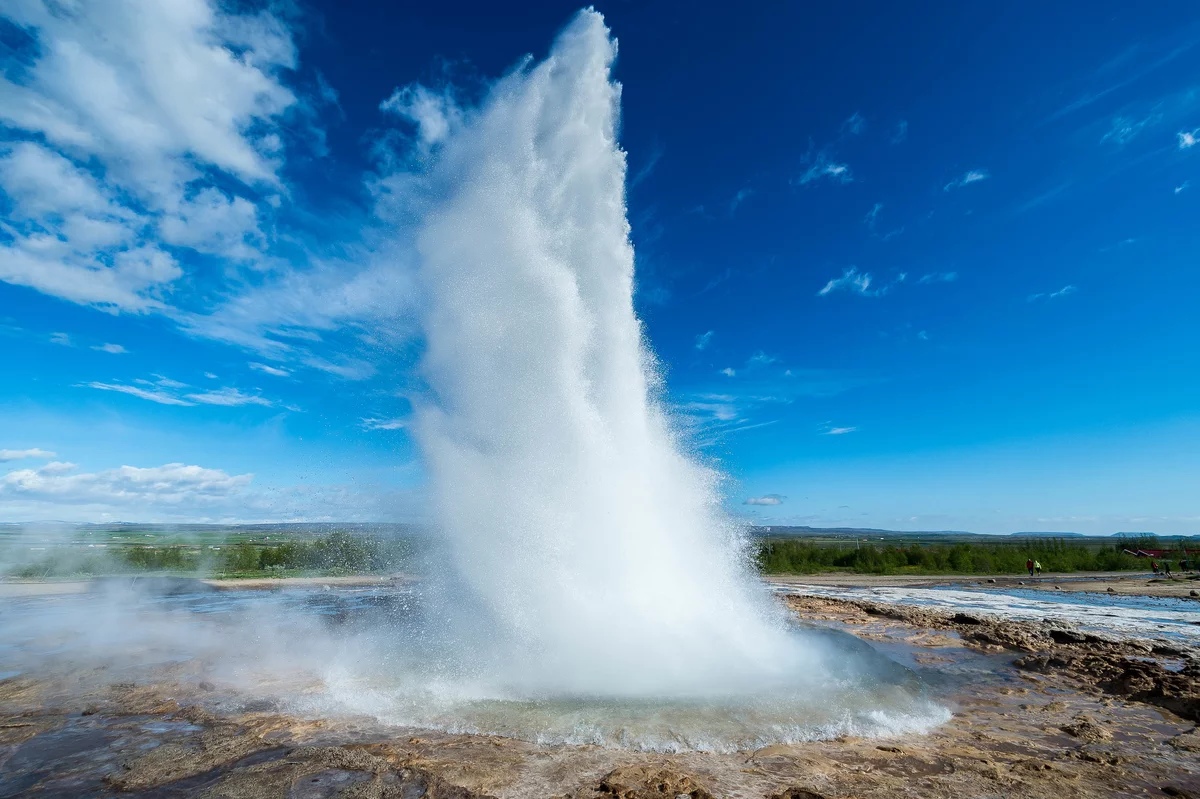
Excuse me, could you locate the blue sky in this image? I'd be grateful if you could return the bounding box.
[1,1,1198,532]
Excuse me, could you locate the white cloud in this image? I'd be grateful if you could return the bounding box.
[361,417,406,431]
[1175,181,1189,194]
[695,330,713,350]
[204,372,218,379]
[380,84,461,149]
[864,203,883,232]
[184,388,273,407]
[744,494,785,506]
[85,381,195,406]
[918,271,958,284]
[1100,114,1160,145]
[1179,128,1199,149]
[1,461,253,507]
[158,188,265,261]
[0,0,298,314]
[818,267,879,297]
[728,187,753,215]
[891,120,908,144]
[797,149,852,185]
[91,342,128,354]
[1028,285,1077,302]
[842,112,865,136]
[249,362,290,377]
[943,169,990,192]
[945,170,990,191]
[823,426,858,436]
[50,332,72,346]
[720,367,737,377]
[0,448,56,462]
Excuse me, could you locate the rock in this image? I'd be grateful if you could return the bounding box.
[1190,590,1198,597]
[987,578,996,583]
[594,764,714,799]
[951,613,983,625]
[198,681,215,692]
[1107,587,1115,593]
[1168,728,1200,752]
[1162,787,1195,798]
[81,705,99,716]
[769,790,828,799]
[876,745,903,753]
[1061,714,1112,742]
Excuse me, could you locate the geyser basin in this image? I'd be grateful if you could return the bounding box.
[0,583,950,753]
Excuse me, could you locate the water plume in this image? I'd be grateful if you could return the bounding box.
[411,10,851,699]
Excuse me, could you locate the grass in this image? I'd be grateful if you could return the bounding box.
[755,535,1178,575]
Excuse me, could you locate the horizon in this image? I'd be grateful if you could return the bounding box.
[2,1,1199,534]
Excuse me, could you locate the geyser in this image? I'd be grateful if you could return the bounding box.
[413,10,805,699]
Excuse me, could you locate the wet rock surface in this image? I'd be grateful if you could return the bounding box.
[2,595,1198,797]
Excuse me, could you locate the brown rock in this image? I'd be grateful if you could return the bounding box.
[593,764,714,799]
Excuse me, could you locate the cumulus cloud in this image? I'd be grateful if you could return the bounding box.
[0,449,56,462]
[943,169,990,191]
[0,0,296,314]
[0,460,253,510]
[720,367,737,377]
[380,84,462,149]
[91,343,128,354]
[744,494,785,506]
[1179,128,1199,149]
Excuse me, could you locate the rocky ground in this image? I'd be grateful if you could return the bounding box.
[1,593,1198,798]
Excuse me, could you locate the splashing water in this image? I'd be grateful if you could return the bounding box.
[407,6,940,724]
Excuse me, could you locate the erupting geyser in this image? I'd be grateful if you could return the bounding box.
[414,10,806,699]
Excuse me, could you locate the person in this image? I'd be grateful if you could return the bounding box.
[1163,561,1173,578]
[1151,560,1159,575]
[1026,558,1034,577]
[1034,560,1042,575]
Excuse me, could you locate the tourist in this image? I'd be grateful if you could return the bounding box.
[1163,561,1173,578]
[1151,560,1159,575]
[1034,560,1042,575]
[1026,558,1034,577]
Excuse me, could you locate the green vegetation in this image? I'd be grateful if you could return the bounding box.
[756,535,1173,575]
[3,528,413,579]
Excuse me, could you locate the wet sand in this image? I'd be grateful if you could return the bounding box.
[2,585,1197,797]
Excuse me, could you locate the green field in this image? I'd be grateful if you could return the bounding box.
[2,524,1196,579]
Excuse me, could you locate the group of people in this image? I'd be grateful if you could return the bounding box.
[1025,558,1042,577]
[1150,560,1175,577]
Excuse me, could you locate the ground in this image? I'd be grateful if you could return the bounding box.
[1,577,1198,798]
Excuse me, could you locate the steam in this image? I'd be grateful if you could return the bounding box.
[412,10,812,697]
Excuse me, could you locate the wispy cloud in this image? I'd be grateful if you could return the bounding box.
[822,426,857,436]
[85,382,195,406]
[1100,114,1161,146]
[943,169,990,192]
[728,187,753,215]
[49,332,72,347]
[695,330,714,351]
[818,267,881,297]
[1176,181,1190,194]
[91,342,127,354]
[918,271,957,284]
[842,112,865,136]
[864,203,883,234]
[84,377,274,408]
[1028,285,1077,302]
[891,120,908,144]
[796,146,853,186]
[250,362,291,377]
[361,417,406,431]
[185,388,273,407]
[744,494,785,506]
[629,144,664,189]
[0,448,56,462]
[1179,128,1199,149]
